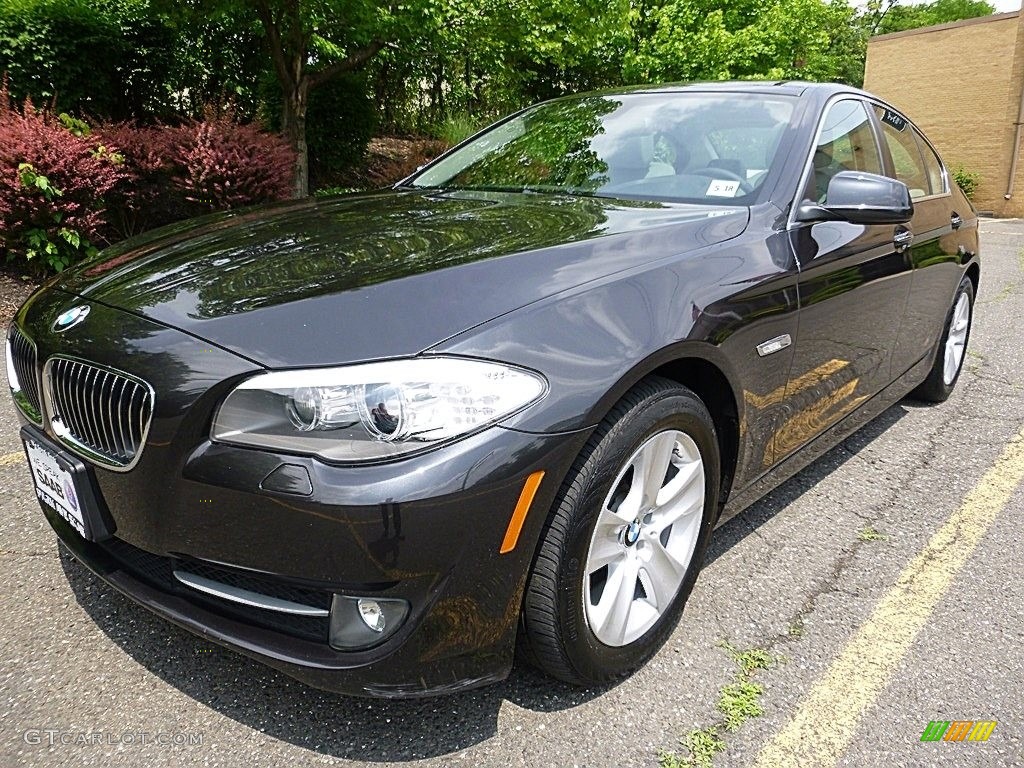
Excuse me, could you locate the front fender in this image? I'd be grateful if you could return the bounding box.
[431,221,800,498]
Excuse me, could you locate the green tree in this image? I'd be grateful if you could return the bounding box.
[364,0,630,136]
[166,9,267,117]
[167,0,431,197]
[251,0,398,197]
[625,2,736,83]
[626,0,861,85]
[734,0,860,82]
[865,0,995,36]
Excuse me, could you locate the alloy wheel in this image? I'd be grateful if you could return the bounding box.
[943,292,971,386]
[583,429,705,646]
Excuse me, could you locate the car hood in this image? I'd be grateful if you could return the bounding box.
[53,189,748,367]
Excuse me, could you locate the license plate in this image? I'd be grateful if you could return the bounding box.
[23,437,89,538]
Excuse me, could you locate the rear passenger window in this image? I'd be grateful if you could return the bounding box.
[873,105,942,198]
[915,132,946,195]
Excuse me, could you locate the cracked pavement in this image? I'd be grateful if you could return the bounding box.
[2,220,1023,768]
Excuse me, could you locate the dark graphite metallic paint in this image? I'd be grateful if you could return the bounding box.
[54,191,749,368]
[7,82,980,696]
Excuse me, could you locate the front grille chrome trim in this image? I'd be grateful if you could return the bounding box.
[6,325,43,424]
[42,356,155,472]
[172,570,331,617]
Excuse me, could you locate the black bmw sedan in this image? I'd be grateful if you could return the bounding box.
[6,81,978,697]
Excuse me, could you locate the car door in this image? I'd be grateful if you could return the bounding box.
[870,103,971,375]
[775,97,914,462]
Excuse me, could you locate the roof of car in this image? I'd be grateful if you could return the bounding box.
[569,80,870,101]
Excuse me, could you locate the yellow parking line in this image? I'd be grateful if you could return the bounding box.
[754,426,1024,768]
[0,451,24,467]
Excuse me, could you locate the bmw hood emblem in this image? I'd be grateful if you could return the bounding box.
[53,305,90,332]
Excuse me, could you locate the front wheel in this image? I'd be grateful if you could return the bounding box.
[518,377,720,685]
[912,275,974,403]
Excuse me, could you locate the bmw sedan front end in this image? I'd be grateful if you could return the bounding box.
[8,284,598,695]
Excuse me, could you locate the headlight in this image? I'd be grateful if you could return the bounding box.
[211,357,547,462]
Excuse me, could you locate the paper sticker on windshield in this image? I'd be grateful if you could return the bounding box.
[706,180,740,197]
[881,109,907,132]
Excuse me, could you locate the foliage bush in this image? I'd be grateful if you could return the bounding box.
[100,112,295,238]
[951,164,981,201]
[1,84,296,274]
[0,89,127,272]
[0,0,175,119]
[170,107,296,212]
[96,120,185,238]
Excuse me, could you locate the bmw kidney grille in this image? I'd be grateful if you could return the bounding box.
[44,357,155,470]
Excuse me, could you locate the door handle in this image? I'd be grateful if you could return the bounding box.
[951,212,963,230]
[893,227,914,252]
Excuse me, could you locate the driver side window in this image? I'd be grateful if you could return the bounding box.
[807,100,883,204]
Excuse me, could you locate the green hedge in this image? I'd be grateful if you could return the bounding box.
[0,0,174,118]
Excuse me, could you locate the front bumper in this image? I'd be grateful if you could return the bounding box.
[31,421,586,697]
[11,289,591,697]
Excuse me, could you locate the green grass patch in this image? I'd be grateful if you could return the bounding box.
[659,644,777,766]
[431,112,483,146]
[857,525,888,542]
[717,679,765,731]
[659,727,726,768]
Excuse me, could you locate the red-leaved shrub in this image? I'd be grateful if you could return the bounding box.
[95,109,296,239]
[168,108,296,211]
[1,87,297,272]
[0,81,127,271]
[96,120,185,238]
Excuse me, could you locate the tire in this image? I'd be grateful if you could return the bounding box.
[519,377,720,686]
[912,275,974,403]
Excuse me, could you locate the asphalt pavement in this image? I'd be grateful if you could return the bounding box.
[1,219,1022,768]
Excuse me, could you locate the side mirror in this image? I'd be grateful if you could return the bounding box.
[796,171,914,225]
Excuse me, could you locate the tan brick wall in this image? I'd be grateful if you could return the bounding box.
[865,12,1024,216]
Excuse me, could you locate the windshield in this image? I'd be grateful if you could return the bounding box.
[410,92,797,204]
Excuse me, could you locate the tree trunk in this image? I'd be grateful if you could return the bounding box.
[281,79,310,198]
[431,59,444,121]
[253,0,385,198]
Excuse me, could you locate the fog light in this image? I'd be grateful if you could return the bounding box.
[329,594,409,650]
[358,599,385,632]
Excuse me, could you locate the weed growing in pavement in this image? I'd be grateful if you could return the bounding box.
[986,280,1018,303]
[857,525,889,542]
[717,679,765,731]
[724,645,774,676]
[658,727,725,768]
[965,348,985,374]
[658,643,777,767]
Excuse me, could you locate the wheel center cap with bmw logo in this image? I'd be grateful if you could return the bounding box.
[624,519,642,546]
[53,305,89,332]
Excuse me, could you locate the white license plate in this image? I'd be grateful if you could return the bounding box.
[24,438,87,538]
